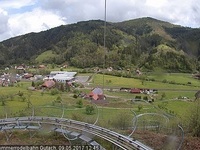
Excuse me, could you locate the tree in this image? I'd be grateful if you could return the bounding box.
[31,81,35,87]
[85,105,95,115]
[138,104,143,112]
[76,100,83,108]
[161,92,166,100]
[18,91,26,102]
[18,91,24,97]
[0,94,8,106]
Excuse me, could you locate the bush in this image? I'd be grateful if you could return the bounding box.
[76,100,83,108]
[169,80,176,84]
[162,79,167,83]
[160,92,166,100]
[143,96,148,101]
[151,78,155,81]
[34,81,44,88]
[138,104,143,112]
[73,94,78,98]
[85,105,95,115]
[178,95,182,99]
[135,96,142,100]
[31,81,35,87]
[55,96,62,103]
[18,91,24,97]
[50,89,59,95]
[73,89,80,94]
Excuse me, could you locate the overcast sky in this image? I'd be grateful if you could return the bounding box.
[0,0,200,42]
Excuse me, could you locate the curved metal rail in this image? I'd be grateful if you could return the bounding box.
[0,116,153,150]
[135,113,169,124]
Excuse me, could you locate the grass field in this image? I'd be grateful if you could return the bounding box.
[0,72,199,135]
[91,73,200,90]
[0,71,200,149]
[0,72,198,109]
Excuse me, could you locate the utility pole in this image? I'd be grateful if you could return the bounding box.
[103,0,107,91]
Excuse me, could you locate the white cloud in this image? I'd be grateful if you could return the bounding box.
[8,8,66,39]
[145,0,168,8]
[0,0,36,9]
[40,0,104,23]
[0,8,11,41]
[0,9,8,33]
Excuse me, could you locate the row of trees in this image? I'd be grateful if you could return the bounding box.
[45,31,196,72]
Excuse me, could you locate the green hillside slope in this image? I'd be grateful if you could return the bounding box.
[0,17,200,72]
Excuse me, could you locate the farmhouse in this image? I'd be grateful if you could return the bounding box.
[88,87,105,101]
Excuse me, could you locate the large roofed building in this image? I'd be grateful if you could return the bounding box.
[43,71,77,83]
[49,71,77,77]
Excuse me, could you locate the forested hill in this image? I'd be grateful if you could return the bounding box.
[0,17,200,72]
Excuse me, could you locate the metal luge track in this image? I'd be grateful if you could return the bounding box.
[0,116,153,150]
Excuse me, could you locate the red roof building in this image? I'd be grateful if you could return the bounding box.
[89,87,104,100]
[42,80,55,88]
[130,88,141,94]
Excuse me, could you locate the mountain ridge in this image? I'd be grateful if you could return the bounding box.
[0,17,200,72]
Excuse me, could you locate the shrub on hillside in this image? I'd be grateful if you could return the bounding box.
[50,89,59,95]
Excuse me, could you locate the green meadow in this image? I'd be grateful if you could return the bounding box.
[92,73,200,90]
[0,72,199,135]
